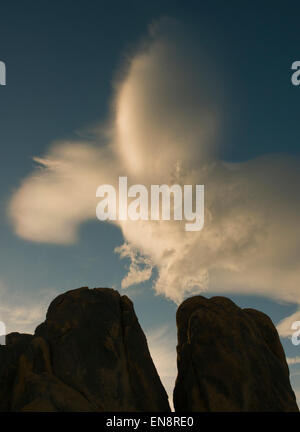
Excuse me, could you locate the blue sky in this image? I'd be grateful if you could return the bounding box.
[0,1,300,406]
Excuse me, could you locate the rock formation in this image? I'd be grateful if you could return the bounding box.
[1,289,298,412]
[174,296,299,412]
[0,287,170,412]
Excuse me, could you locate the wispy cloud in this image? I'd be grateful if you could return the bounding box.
[115,243,153,288]
[277,309,300,338]
[287,357,300,365]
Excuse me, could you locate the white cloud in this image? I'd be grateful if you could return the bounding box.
[277,309,300,338]
[287,357,300,365]
[8,19,300,314]
[115,243,153,288]
[9,142,120,244]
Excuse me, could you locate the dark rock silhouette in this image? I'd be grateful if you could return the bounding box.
[1,289,298,412]
[0,287,170,412]
[174,296,299,412]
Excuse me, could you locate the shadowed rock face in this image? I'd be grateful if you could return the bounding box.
[0,287,170,412]
[174,296,299,412]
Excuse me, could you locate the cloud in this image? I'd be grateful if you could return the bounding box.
[9,142,119,244]
[8,19,300,312]
[277,309,300,338]
[114,243,153,288]
[287,357,300,365]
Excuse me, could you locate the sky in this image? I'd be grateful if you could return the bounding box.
[0,0,300,408]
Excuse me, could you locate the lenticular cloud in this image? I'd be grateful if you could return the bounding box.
[8,19,300,327]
